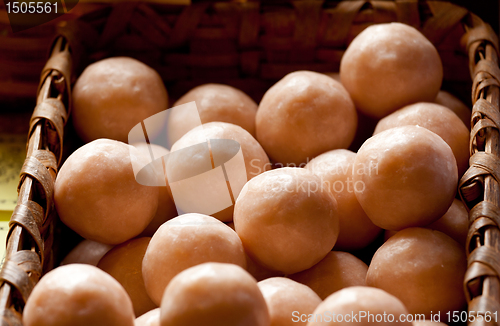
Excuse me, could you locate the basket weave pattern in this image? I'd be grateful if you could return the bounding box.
[0,1,499,325]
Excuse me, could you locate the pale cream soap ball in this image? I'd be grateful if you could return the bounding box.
[170,83,258,143]
[256,70,357,165]
[340,23,442,118]
[289,251,368,300]
[142,213,246,305]
[306,149,381,250]
[160,262,270,326]
[354,126,458,230]
[366,228,467,317]
[307,286,411,326]
[54,139,158,245]
[374,102,469,176]
[97,237,157,317]
[258,277,321,326]
[72,57,168,143]
[23,264,135,326]
[435,90,471,129]
[234,167,339,274]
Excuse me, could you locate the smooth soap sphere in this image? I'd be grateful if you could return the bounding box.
[142,213,246,305]
[374,102,469,176]
[170,121,271,221]
[340,22,442,118]
[234,167,339,274]
[97,237,157,317]
[72,57,168,143]
[258,277,321,326]
[54,139,159,244]
[289,251,368,300]
[435,90,471,129]
[23,264,134,326]
[414,322,448,326]
[135,308,160,326]
[366,228,467,317]
[307,286,411,326]
[256,70,357,165]
[306,149,381,250]
[169,83,258,144]
[61,240,113,266]
[133,143,178,237]
[354,126,458,230]
[160,262,270,326]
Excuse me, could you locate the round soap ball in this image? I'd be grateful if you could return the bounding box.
[340,22,442,118]
[160,262,270,326]
[61,240,113,266]
[366,227,467,317]
[169,83,258,144]
[54,139,159,245]
[142,213,246,305]
[374,102,469,176]
[435,90,471,129]
[354,126,458,230]
[23,264,135,326]
[170,121,271,222]
[306,149,382,250]
[72,57,168,143]
[289,251,368,300]
[256,70,357,165]
[135,308,160,326]
[98,237,157,317]
[258,277,321,326]
[234,167,339,274]
[308,286,411,326]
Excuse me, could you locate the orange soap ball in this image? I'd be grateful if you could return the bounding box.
[97,237,157,317]
[435,90,471,129]
[72,57,168,143]
[61,240,113,266]
[340,23,442,118]
[414,322,449,326]
[133,143,177,237]
[289,251,368,300]
[366,228,467,317]
[258,277,321,326]
[23,264,135,326]
[256,70,357,165]
[354,126,458,230]
[234,167,339,275]
[169,121,270,222]
[374,102,469,176]
[54,139,158,245]
[160,262,270,326]
[306,149,382,250]
[307,286,411,326]
[169,83,258,143]
[142,213,246,305]
[135,308,160,326]
[426,198,468,247]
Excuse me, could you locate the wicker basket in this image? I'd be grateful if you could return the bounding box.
[1,1,499,325]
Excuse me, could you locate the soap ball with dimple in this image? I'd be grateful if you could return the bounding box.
[72,57,168,143]
[340,22,442,118]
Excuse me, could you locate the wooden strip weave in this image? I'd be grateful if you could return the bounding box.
[459,12,500,326]
[0,37,71,326]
